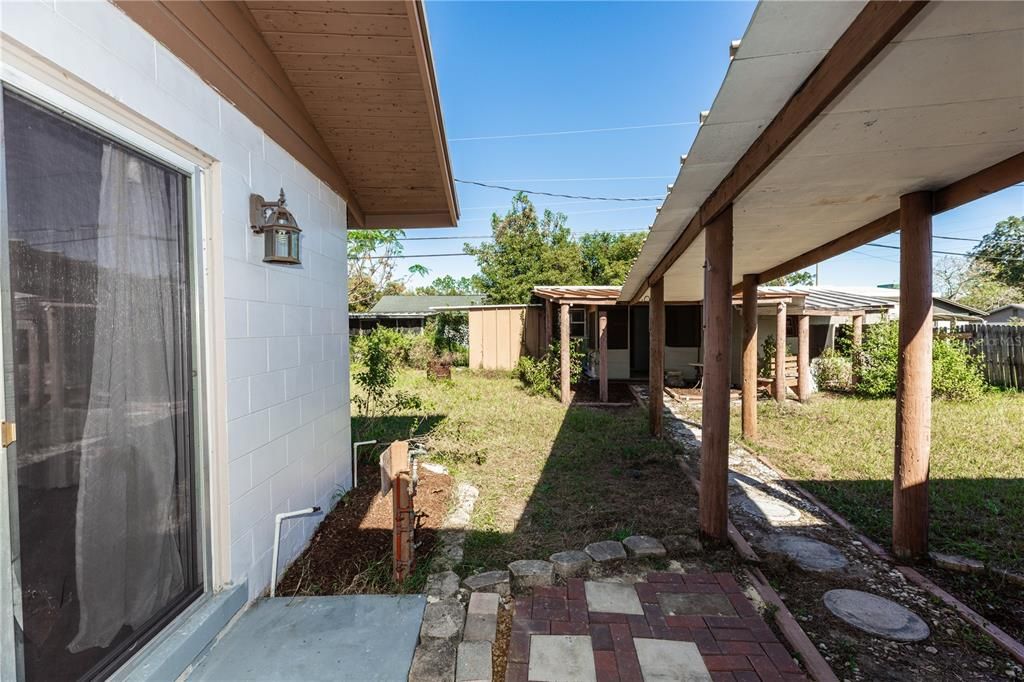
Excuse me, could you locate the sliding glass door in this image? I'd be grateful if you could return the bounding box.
[1,89,201,680]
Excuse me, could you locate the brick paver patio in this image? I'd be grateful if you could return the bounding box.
[505,571,807,682]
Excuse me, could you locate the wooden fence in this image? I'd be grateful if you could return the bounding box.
[468,305,544,370]
[955,324,1024,389]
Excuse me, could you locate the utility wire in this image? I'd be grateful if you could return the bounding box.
[455,178,662,202]
[864,242,1023,262]
[450,121,700,142]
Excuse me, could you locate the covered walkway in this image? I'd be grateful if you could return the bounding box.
[620,0,1024,557]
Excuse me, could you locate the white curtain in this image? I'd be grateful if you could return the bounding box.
[69,145,188,652]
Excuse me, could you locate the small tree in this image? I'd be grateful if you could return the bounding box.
[352,328,422,420]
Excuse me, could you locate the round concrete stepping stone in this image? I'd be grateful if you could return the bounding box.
[462,570,510,597]
[763,534,848,572]
[550,550,592,579]
[508,559,554,593]
[622,535,667,559]
[584,540,627,563]
[823,589,930,642]
[739,493,802,523]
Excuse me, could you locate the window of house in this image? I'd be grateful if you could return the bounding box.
[666,305,702,347]
[569,307,586,338]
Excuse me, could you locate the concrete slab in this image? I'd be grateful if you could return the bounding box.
[528,635,597,682]
[634,639,712,682]
[739,493,802,523]
[425,571,462,601]
[585,540,627,563]
[763,534,848,572]
[462,570,510,596]
[584,581,644,615]
[188,595,425,682]
[622,535,667,559]
[464,592,499,642]
[409,637,457,682]
[657,592,736,617]
[455,641,492,682]
[508,560,554,593]
[823,589,931,642]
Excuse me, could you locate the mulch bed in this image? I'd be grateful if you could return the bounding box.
[276,459,454,595]
[569,380,636,404]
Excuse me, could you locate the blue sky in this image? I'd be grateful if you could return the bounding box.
[401,1,1024,290]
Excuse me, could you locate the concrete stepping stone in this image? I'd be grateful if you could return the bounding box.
[508,560,554,593]
[528,635,597,682]
[584,540,627,563]
[455,640,492,682]
[409,637,457,682]
[463,592,499,642]
[584,581,644,615]
[623,535,667,559]
[658,592,736,617]
[823,589,931,642]
[420,598,466,641]
[739,492,802,523]
[549,550,591,579]
[462,570,510,597]
[634,639,712,682]
[425,571,461,601]
[763,534,848,572]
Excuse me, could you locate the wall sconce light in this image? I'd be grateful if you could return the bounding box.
[250,189,301,265]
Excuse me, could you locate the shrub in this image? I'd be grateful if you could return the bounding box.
[812,349,853,392]
[406,332,435,370]
[854,320,986,400]
[352,327,422,419]
[514,339,587,398]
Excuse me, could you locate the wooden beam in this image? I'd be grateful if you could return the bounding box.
[642,0,927,289]
[700,205,734,542]
[560,303,570,406]
[599,309,609,403]
[649,280,665,437]
[741,274,759,441]
[797,315,811,402]
[774,302,787,403]
[893,191,933,560]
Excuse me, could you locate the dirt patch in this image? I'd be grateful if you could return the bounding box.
[277,459,454,595]
[492,596,513,681]
[569,380,636,404]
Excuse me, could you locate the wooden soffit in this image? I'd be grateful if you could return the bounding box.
[114,0,458,229]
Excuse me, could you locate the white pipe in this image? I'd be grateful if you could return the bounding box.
[270,506,321,598]
[352,440,377,489]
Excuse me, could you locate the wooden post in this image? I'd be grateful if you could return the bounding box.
[599,308,609,403]
[893,191,934,560]
[649,279,665,437]
[741,274,758,440]
[852,313,864,386]
[774,301,787,402]
[797,315,810,402]
[700,204,733,542]
[560,303,570,405]
[544,300,553,349]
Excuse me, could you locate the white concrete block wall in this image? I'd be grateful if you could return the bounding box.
[2,1,352,599]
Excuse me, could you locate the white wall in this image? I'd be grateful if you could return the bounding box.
[1,0,352,600]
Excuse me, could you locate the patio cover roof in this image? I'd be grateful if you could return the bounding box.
[533,286,623,304]
[620,1,1024,304]
[751,286,894,315]
[115,0,458,229]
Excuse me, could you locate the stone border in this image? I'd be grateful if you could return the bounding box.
[433,481,479,571]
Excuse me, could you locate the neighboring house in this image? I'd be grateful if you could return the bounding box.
[468,286,894,383]
[822,286,988,326]
[0,2,456,680]
[986,303,1024,324]
[349,295,485,336]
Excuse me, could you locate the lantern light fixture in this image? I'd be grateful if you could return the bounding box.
[250,189,301,265]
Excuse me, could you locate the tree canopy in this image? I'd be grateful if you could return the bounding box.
[464,192,647,303]
[971,216,1024,288]
[347,229,427,312]
[765,271,815,286]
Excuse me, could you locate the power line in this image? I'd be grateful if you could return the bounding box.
[455,179,662,202]
[394,227,650,242]
[450,121,700,142]
[467,175,674,183]
[864,242,1024,262]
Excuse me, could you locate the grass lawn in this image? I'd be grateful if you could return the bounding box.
[353,369,706,573]
[724,392,1024,572]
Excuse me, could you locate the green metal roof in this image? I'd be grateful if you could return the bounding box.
[367,295,486,315]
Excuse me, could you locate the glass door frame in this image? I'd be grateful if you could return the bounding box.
[0,62,216,680]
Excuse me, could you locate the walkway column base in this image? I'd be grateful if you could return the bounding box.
[741,274,758,440]
[649,279,665,437]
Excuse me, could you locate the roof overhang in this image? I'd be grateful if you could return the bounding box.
[115,0,458,229]
[621,1,1024,304]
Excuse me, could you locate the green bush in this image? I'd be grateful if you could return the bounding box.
[352,327,422,419]
[406,332,435,370]
[812,349,853,392]
[854,320,986,400]
[514,339,587,398]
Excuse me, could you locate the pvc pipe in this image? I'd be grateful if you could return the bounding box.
[352,440,377,489]
[270,506,321,598]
